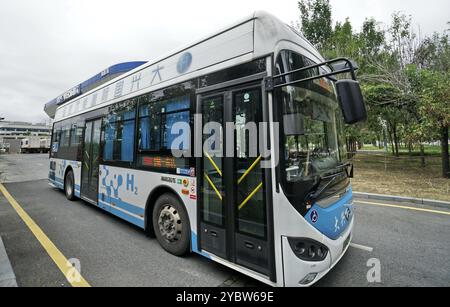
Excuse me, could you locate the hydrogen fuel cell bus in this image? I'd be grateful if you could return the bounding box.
[46,11,367,287]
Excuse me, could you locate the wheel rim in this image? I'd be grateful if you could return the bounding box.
[66,175,73,196]
[158,205,182,243]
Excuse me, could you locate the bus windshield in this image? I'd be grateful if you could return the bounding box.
[276,50,346,184]
[281,84,341,182]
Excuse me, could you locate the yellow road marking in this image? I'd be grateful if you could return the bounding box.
[204,151,222,177]
[204,173,223,201]
[238,155,262,185]
[0,183,91,287]
[356,200,450,216]
[239,182,263,210]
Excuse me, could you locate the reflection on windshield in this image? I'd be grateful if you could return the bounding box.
[282,83,340,182]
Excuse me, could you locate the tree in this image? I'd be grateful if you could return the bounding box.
[415,32,450,71]
[295,3,450,177]
[420,70,450,177]
[411,31,450,177]
[358,18,385,74]
[389,12,417,69]
[360,13,434,164]
[298,0,333,51]
[362,83,409,157]
[325,18,359,60]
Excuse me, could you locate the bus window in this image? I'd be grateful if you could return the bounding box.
[102,100,136,163]
[165,99,190,150]
[70,122,83,147]
[138,95,190,152]
[138,101,162,151]
[50,125,61,157]
[60,126,70,148]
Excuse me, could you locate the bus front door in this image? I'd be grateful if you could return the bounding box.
[81,118,102,203]
[198,85,272,278]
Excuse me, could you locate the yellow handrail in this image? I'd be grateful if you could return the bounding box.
[238,155,262,185]
[204,151,222,177]
[204,172,223,201]
[238,182,263,210]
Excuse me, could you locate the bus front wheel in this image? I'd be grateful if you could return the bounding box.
[153,193,190,256]
[64,170,76,201]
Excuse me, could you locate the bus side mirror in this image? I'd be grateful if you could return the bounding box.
[335,80,367,124]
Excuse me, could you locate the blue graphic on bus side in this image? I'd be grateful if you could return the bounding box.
[177,52,192,74]
[58,160,67,177]
[101,165,123,199]
[305,187,354,240]
[101,166,138,199]
[310,210,319,224]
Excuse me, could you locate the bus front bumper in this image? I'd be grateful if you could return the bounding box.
[282,216,354,287]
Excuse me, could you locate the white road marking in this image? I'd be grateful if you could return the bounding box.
[350,243,374,252]
[355,200,450,216]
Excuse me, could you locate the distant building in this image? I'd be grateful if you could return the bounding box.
[0,121,52,153]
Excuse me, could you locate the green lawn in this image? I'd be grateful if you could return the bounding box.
[360,144,442,156]
[351,153,449,202]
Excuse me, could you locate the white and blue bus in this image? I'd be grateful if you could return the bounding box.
[46,11,366,287]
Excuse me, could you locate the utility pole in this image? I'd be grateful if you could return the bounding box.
[0,117,4,152]
[379,117,388,172]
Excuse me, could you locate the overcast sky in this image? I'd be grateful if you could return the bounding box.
[0,0,448,123]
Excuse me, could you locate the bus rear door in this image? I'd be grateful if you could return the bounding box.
[81,118,102,203]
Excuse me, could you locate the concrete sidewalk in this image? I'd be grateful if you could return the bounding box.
[353,192,450,209]
[0,236,17,287]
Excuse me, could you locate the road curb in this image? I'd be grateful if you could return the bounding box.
[353,192,450,209]
[0,236,17,287]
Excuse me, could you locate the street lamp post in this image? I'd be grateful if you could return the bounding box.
[0,117,4,152]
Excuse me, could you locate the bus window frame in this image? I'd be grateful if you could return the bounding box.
[100,99,138,169]
[52,58,267,175]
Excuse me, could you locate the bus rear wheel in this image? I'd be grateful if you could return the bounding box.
[64,170,76,201]
[153,193,190,256]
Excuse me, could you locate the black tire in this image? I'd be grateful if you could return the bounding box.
[153,193,191,256]
[64,170,76,201]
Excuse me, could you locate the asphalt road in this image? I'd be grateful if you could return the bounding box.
[0,154,449,287]
[0,153,49,183]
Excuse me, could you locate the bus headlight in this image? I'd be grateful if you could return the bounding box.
[288,238,329,262]
[299,273,318,285]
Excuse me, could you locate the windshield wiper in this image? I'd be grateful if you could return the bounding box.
[302,160,354,205]
[306,174,339,203]
[322,161,353,178]
[305,162,353,204]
